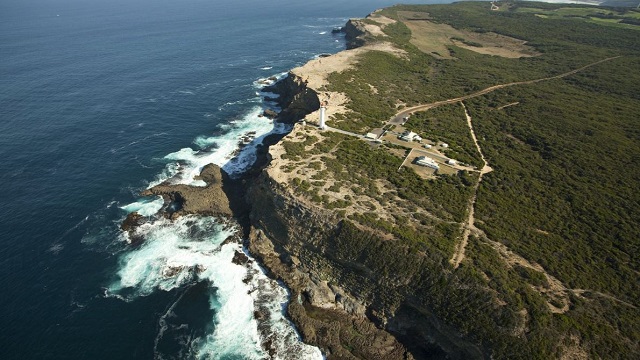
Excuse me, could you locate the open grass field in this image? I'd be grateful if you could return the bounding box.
[511,4,640,30]
[397,10,539,58]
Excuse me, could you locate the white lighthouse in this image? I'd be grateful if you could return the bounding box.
[319,101,327,130]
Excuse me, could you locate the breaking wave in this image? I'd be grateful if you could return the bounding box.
[109,74,322,359]
[108,216,321,359]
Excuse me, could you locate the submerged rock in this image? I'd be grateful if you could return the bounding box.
[121,211,145,232]
[120,212,146,245]
[263,109,278,119]
[232,250,250,265]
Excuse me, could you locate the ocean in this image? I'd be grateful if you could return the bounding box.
[0,0,443,358]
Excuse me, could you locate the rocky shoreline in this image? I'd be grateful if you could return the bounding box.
[241,18,486,359]
[123,17,484,359]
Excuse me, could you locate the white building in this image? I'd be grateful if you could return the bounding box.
[423,144,432,149]
[447,159,457,166]
[399,131,421,142]
[441,142,449,148]
[365,132,377,140]
[415,156,439,170]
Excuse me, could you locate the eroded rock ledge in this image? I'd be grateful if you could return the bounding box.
[264,72,320,124]
[141,163,235,218]
[343,19,369,50]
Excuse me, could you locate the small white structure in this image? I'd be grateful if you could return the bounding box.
[423,144,432,149]
[447,159,457,166]
[319,105,326,130]
[365,132,377,140]
[441,142,449,148]
[416,156,440,170]
[399,131,421,142]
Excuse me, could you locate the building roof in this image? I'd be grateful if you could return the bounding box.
[416,156,439,169]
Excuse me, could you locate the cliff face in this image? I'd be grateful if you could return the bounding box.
[247,174,414,359]
[264,73,320,124]
[244,18,487,360]
[343,19,369,50]
[247,165,486,359]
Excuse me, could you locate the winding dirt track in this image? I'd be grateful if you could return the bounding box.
[387,56,623,268]
[390,56,622,124]
[450,103,489,269]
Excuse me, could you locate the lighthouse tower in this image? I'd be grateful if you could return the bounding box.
[319,100,327,130]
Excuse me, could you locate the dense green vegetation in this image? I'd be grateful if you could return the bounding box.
[467,69,640,303]
[284,131,477,257]
[325,1,639,133]
[292,2,639,358]
[406,105,484,168]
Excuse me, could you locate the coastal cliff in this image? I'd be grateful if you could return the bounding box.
[128,15,488,359]
[343,19,368,50]
[242,17,487,359]
[247,167,486,359]
[264,73,320,124]
[130,3,640,359]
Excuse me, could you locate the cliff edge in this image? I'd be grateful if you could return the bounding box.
[244,13,485,360]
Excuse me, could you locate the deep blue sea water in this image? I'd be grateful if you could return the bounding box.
[0,0,445,358]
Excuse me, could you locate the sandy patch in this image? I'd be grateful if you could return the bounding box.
[291,42,406,89]
[362,22,388,37]
[291,42,407,126]
[367,14,397,26]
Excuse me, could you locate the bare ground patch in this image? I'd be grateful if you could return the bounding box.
[291,41,407,127]
[397,12,539,59]
[268,125,448,232]
[367,12,398,27]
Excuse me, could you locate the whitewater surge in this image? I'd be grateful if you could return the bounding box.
[120,196,164,217]
[109,76,323,359]
[108,216,321,359]
[148,75,290,188]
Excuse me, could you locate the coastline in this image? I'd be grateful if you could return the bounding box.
[123,16,424,359]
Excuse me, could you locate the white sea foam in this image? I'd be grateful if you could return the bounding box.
[108,216,322,359]
[120,196,164,217]
[110,71,321,358]
[149,106,290,188]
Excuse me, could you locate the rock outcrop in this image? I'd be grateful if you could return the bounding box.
[344,19,369,50]
[141,164,237,219]
[263,73,320,124]
[246,169,486,359]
